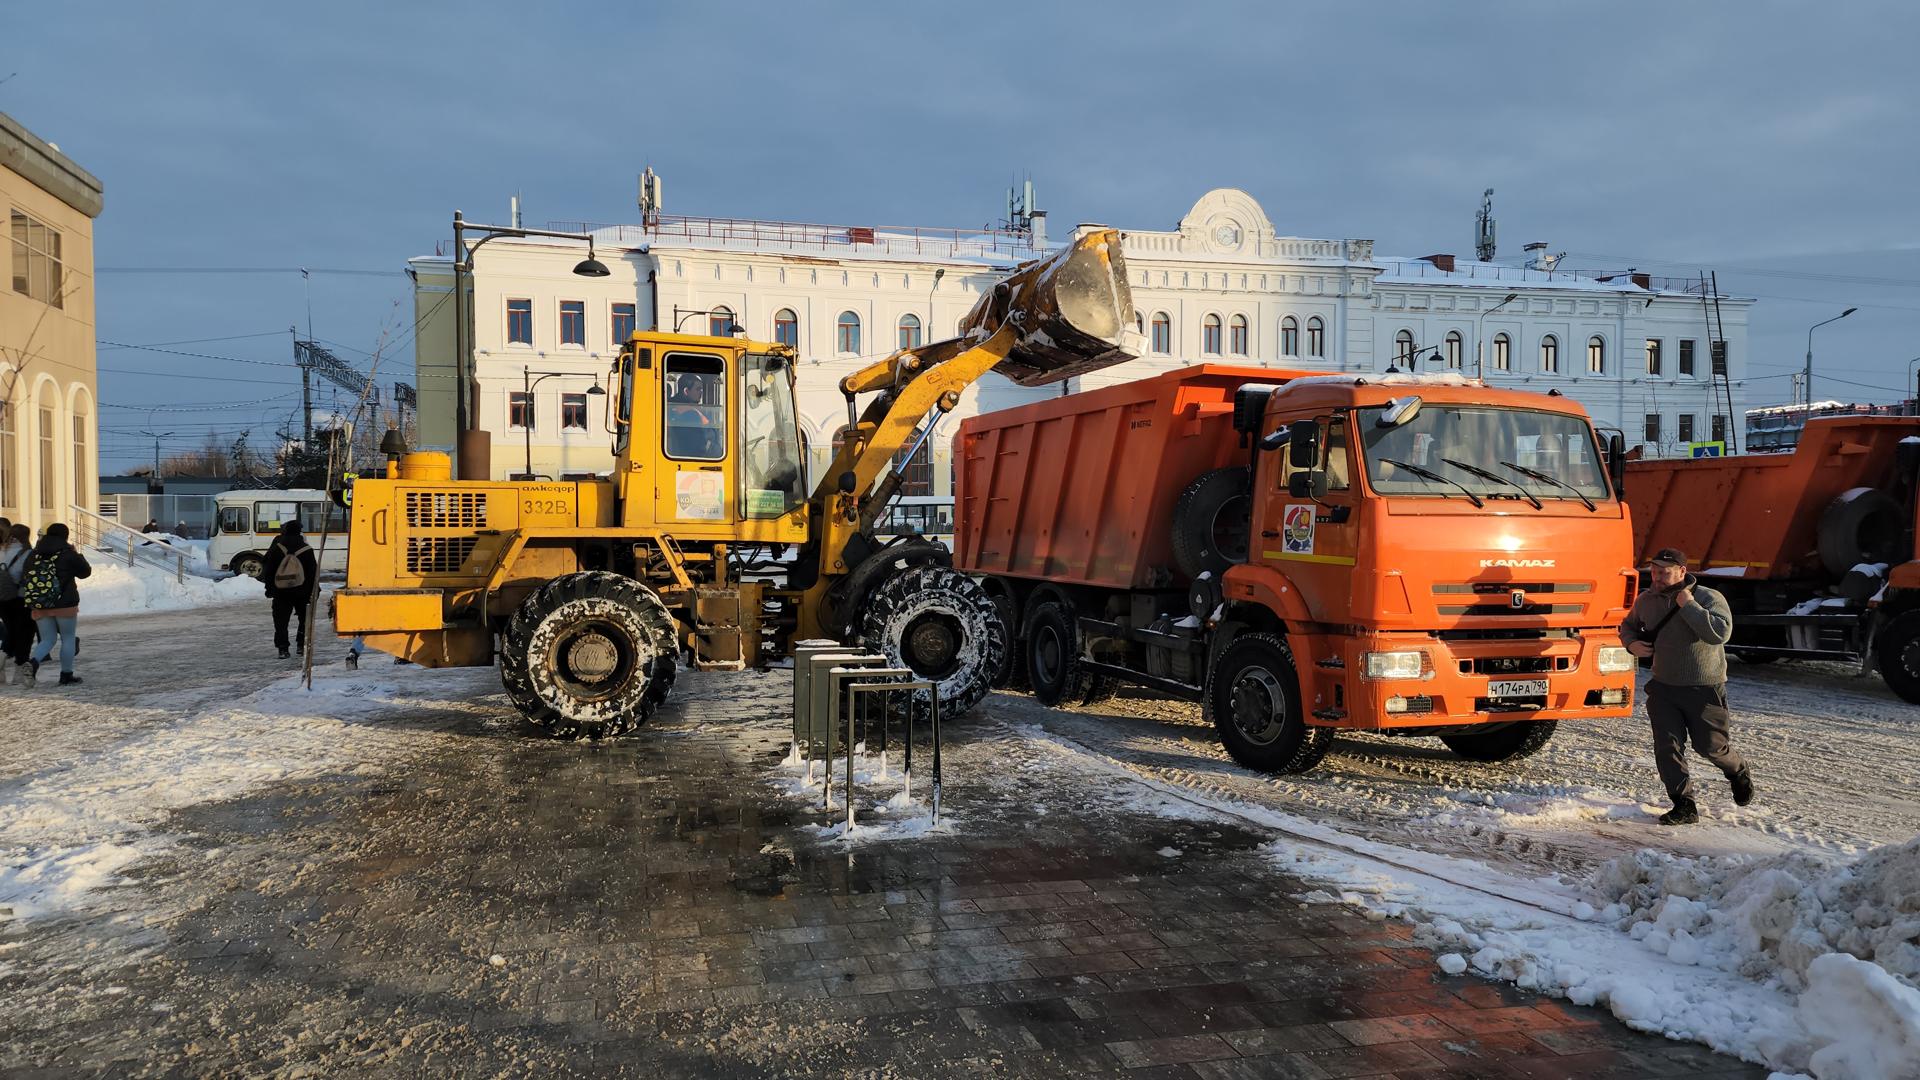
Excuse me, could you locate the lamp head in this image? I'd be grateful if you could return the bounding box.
[572,255,611,278]
[586,379,607,396]
[1841,307,1858,317]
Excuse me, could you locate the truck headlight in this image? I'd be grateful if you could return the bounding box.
[1364,650,1424,679]
[1596,646,1635,674]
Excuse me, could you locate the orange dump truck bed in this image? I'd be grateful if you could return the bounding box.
[1626,416,1920,580]
[954,364,1309,588]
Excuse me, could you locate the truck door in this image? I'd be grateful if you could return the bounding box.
[1258,412,1359,615]
[654,351,733,524]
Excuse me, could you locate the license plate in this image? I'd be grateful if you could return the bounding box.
[1487,679,1548,699]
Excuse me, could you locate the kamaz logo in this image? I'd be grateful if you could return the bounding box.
[1480,558,1556,568]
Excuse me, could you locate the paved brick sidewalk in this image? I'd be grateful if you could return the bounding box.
[0,611,1769,1077]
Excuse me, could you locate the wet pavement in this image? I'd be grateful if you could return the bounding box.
[0,605,1771,1077]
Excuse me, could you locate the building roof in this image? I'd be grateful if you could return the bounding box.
[0,111,103,218]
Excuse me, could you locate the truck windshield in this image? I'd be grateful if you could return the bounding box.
[1357,405,1610,502]
[741,353,807,518]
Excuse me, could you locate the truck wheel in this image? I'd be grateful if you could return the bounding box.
[989,592,1030,691]
[1204,633,1332,774]
[1027,601,1095,706]
[861,565,1004,720]
[232,552,265,578]
[1876,611,1920,704]
[1440,720,1557,763]
[1171,467,1252,579]
[501,572,677,739]
[1817,487,1903,578]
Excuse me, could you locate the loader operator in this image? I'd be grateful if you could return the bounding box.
[1619,548,1756,825]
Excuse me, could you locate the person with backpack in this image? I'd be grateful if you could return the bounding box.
[0,522,30,682]
[21,523,91,686]
[260,519,318,659]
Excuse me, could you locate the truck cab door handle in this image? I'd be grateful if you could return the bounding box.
[1261,530,1280,538]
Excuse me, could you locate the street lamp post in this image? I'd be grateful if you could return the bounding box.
[1905,355,1920,413]
[138,429,174,489]
[517,367,605,480]
[1802,307,1857,406]
[451,211,611,480]
[1474,292,1520,379]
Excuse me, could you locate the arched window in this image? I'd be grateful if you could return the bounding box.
[1202,314,1223,355]
[773,308,799,349]
[1539,334,1559,372]
[70,392,91,513]
[1150,312,1172,355]
[836,311,861,355]
[1492,333,1512,371]
[897,313,922,349]
[1134,310,1145,335]
[1306,317,1325,358]
[1394,329,1415,365]
[1587,335,1606,374]
[709,305,736,337]
[1229,314,1249,356]
[1281,316,1299,357]
[1444,331,1463,370]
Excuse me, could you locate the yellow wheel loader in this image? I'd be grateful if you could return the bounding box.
[333,229,1134,736]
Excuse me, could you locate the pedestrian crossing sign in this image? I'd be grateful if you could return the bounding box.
[1689,441,1726,458]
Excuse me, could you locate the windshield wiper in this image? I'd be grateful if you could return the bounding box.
[1441,458,1542,509]
[1378,458,1484,508]
[1499,460,1597,512]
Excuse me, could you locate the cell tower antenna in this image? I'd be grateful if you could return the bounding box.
[638,166,662,229]
[1476,189,1497,263]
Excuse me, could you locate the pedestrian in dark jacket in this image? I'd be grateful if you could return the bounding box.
[1619,547,1755,825]
[0,522,31,679]
[260,519,318,659]
[22,523,91,686]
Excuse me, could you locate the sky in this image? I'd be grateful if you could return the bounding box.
[7,1,1918,470]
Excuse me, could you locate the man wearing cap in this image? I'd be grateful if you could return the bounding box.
[1620,547,1755,825]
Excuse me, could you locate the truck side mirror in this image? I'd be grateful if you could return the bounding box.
[1288,472,1312,498]
[1607,433,1626,494]
[1288,420,1320,470]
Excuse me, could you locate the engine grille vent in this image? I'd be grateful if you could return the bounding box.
[406,491,488,529]
[406,536,477,574]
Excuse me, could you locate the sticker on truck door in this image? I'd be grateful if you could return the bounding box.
[1282,504,1315,554]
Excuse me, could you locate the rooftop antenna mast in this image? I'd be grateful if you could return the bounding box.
[638,166,662,230]
[1476,188,1497,263]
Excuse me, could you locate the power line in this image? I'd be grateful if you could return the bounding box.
[96,266,401,277]
[97,330,289,350]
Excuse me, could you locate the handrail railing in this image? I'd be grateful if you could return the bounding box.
[66,504,202,583]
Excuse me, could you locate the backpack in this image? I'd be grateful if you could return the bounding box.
[271,541,311,590]
[0,548,24,603]
[20,553,62,610]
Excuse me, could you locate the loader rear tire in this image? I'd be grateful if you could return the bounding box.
[1204,632,1332,774]
[1171,467,1252,580]
[1440,720,1558,763]
[988,591,1030,692]
[501,572,677,739]
[861,565,1004,720]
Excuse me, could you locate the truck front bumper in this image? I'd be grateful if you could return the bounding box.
[1301,630,1634,730]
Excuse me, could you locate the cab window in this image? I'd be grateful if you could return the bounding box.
[663,352,726,461]
[217,505,250,535]
[1276,415,1352,496]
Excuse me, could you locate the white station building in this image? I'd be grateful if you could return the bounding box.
[408,189,1752,492]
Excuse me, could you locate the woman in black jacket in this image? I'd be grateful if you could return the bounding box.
[23,523,91,685]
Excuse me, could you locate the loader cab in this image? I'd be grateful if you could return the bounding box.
[607,331,810,544]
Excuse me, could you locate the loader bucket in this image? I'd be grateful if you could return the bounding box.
[959,227,1137,386]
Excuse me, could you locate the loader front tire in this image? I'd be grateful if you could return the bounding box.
[501,572,677,739]
[861,565,1004,720]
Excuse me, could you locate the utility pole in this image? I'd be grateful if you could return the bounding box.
[138,429,173,487]
[295,326,312,444]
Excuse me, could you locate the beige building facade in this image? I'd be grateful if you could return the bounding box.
[1,111,102,532]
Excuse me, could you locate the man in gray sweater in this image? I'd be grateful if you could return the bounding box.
[1619,547,1756,825]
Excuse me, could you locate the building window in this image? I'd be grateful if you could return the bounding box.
[9,210,63,308]
[1151,312,1172,355]
[1646,338,1663,376]
[559,300,586,346]
[506,298,532,345]
[1134,310,1145,335]
[1202,314,1223,355]
[611,302,636,345]
[1307,317,1325,358]
[71,413,87,510]
[1445,331,1464,370]
[1492,333,1511,371]
[897,313,922,349]
[709,305,736,337]
[773,308,799,348]
[561,392,588,432]
[1587,335,1605,374]
[1712,414,1727,442]
[508,392,534,431]
[1394,329,1415,365]
[1678,414,1695,443]
[894,441,933,497]
[836,311,861,354]
[37,407,53,511]
[0,403,12,511]
[1281,316,1299,357]
[1228,314,1249,356]
[1539,334,1559,373]
[1644,413,1661,445]
[1679,338,1696,377]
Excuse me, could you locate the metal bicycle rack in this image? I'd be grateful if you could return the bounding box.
[791,643,943,829]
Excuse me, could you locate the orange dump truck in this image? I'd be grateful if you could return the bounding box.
[953,364,1639,774]
[1625,414,1920,701]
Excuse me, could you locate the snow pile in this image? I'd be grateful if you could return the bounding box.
[79,560,259,617]
[770,741,951,844]
[1798,952,1920,1079]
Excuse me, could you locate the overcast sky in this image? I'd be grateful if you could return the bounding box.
[9,1,1917,469]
